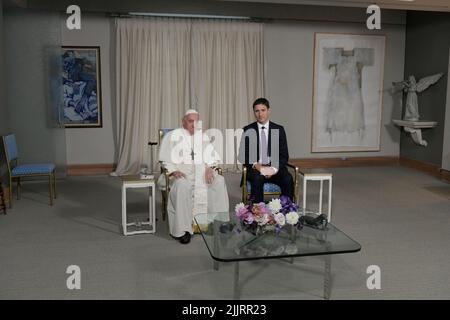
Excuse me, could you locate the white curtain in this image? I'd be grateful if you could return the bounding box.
[114,17,264,175]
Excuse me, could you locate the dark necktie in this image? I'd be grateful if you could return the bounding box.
[260,126,268,165]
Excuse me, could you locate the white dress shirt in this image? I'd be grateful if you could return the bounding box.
[255,121,278,175]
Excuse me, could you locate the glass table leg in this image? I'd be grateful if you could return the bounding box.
[323,255,331,300]
[233,262,240,300]
[213,220,220,271]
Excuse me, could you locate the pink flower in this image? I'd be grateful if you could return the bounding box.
[252,202,269,218]
[274,212,286,227]
[256,213,270,226]
[267,213,276,225]
[236,206,249,220]
[243,212,254,224]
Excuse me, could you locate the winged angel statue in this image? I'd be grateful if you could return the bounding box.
[393,73,443,121]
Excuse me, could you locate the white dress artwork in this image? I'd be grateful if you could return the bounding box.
[313,33,385,152]
[323,47,374,135]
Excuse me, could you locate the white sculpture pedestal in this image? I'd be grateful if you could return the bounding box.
[393,120,437,147]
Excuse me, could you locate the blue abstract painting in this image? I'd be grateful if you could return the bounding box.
[62,46,102,127]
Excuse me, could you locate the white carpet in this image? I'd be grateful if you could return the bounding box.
[0,166,449,299]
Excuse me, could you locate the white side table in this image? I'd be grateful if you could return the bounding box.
[121,175,156,235]
[300,172,332,222]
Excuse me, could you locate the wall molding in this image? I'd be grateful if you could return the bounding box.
[399,157,450,182]
[440,169,450,183]
[399,157,441,177]
[67,164,116,176]
[289,156,399,169]
[65,159,450,183]
[289,156,449,182]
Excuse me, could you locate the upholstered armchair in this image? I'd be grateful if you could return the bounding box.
[241,163,299,204]
[157,128,223,221]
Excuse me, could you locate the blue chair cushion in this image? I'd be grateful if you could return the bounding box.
[4,134,18,161]
[246,181,281,193]
[162,128,174,135]
[11,163,55,176]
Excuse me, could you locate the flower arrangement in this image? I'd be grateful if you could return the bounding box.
[235,195,303,235]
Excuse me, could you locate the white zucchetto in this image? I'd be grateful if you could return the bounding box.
[184,109,199,116]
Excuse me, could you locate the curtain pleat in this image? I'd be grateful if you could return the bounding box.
[114,17,264,175]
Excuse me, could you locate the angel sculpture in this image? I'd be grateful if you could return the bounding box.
[393,73,443,121]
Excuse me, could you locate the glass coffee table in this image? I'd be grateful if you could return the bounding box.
[194,212,361,299]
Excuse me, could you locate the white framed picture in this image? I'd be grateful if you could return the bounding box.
[312,33,385,152]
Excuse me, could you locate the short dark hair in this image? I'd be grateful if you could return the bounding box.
[252,98,270,109]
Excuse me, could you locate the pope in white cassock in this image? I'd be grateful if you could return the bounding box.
[158,109,229,244]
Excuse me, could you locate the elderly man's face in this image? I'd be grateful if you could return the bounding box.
[182,113,199,135]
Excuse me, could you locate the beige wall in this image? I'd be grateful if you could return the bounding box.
[442,47,450,171]
[61,15,405,165]
[0,0,7,186]
[0,0,7,135]
[61,14,116,165]
[264,21,405,158]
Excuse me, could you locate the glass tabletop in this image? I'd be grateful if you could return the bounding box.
[194,212,361,262]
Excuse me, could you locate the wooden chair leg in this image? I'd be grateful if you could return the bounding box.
[53,171,57,199]
[8,177,12,209]
[49,174,53,206]
[242,187,248,203]
[16,177,20,200]
[0,186,6,215]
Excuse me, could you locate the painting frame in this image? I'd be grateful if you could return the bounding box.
[61,46,102,128]
[311,33,385,153]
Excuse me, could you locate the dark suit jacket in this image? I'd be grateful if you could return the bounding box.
[239,121,290,182]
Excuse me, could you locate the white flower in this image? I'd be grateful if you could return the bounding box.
[267,198,282,214]
[286,211,299,225]
[256,213,269,226]
[234,202,245,213]
[274,212,286,227]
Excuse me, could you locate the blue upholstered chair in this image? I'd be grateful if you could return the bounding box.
[242,164,299,203]
[1,134,56,207]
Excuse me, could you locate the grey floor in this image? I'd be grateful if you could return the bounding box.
[1,166,450,300]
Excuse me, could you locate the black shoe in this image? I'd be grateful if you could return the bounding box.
[299,213,328,230]
[179,232,191,244]
[171,233,184,240]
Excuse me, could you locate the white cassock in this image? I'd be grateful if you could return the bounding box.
[158,127,229,238]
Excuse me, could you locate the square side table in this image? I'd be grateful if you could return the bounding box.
[121,175,156,235]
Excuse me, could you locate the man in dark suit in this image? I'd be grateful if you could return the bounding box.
[239,98,293,203]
